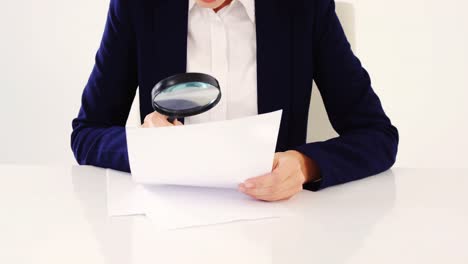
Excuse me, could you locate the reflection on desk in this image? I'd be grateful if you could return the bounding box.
[0,165,467,264]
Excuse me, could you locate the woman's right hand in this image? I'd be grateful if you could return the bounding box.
[141,112,183,128]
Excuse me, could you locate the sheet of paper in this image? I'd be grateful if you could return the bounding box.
[106,169,145,216]
[141,185,288,230]
[126,110,282,188]
[106,169,289,229]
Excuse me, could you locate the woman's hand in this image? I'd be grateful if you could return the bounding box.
[141,112,183,128]
[239,151,319,201]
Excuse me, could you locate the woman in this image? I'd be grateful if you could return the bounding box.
[71,0,399,201]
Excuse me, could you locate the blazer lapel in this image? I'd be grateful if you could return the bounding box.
[153,0,189,78]
[255,0,293,115]
[255,0,293,150]
[140,0,189,118]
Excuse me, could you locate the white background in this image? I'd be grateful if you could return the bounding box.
[0,0,467,168]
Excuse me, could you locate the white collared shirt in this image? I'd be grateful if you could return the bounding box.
[185,0,258,124]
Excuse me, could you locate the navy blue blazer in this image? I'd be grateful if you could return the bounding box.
[71,0,399,190]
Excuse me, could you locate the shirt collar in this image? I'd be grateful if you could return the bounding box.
[189,0,197,11]
[189,0,256,22]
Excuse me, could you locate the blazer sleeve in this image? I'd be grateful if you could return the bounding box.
[71,0,137,172]
[296,0,399,190]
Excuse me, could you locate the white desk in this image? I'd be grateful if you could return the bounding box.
[0,165,467,264]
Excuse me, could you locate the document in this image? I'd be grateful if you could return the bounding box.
[107,169,289,229]
[141,184,287,230]
[126,110,282,188]
[109,111,287,229]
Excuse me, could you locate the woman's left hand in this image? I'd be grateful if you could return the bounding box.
[239,151,319,201]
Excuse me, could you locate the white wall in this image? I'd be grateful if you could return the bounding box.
[0,1,108,165]
[0,0,467,168]
[352,0,468,168]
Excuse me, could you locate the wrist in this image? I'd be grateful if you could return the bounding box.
[288,150,320,184]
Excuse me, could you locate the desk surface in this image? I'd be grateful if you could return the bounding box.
[0,165,467,264]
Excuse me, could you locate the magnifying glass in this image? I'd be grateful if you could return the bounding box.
[151,73,222,123]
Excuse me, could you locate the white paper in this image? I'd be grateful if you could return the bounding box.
[126,110,282,188]
[107,169,289,229]
[141,185,287,230]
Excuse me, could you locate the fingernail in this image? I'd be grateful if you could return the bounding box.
[244,182,255,188]
[239,186,246,192]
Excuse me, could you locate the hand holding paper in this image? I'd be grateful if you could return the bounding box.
[240,150,318,201]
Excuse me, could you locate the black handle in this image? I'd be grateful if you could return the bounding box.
[167,116,176,124]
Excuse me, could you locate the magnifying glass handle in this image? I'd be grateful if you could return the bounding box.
[167,117,176,124]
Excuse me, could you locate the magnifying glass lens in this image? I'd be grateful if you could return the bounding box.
[152,73,222,118]
[154,82,219,111]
